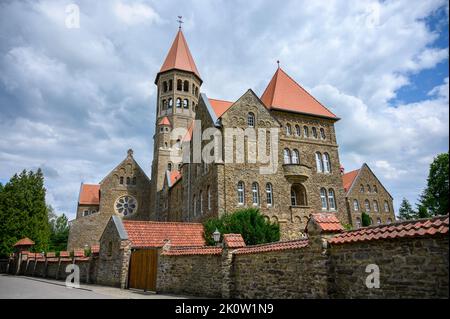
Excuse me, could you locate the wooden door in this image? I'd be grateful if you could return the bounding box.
[128,249,158,291]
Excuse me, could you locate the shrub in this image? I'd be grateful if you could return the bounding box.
[361,211,371,227]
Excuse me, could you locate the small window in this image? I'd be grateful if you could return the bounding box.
[320,188,328,210]
[126,177,130,185]
[195,86,199,97]
[252,182,260,206]
[367,184,371,193]
[295,125,301,136]
[312,127,318,138]
[328,188,336,210]
[163,81,168,93]
[237,181,245,205]
[322,153,331,173]
[353,199,359,211]
[286,124,292,136]
[177,79,182,91]
[132,177,136,185]
[183,99,189,109]
[83,209,89,217]
[373,185,378,193]
[360,184,364,193]
[356,217,361,228]
[91,209,97,214]
[183,80,189,92]
[192,83,195,94]
[176,98,181,108]
[247,112,255,127]
[283,148,291,164]
[167,163,172,171]
[291,149,299,164]
[161,99,167,111]
[377,217,382,225]
[303,126,309,138]
[364,199,370,212]
[384,201,390,212]
[290,189,297,206]
[387,218,392,224]
[266,183,273,206]
[119,176,124,185]
[320,128,326,139]
[168,98,173,108]
[373,200,379,212]
[315,152,324,172]
[168,80,173,91]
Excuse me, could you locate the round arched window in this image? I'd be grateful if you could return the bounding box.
[115,195,138,216]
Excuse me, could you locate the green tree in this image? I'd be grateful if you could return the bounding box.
[416,205,431,219]
[398,198,416,220]
[48,205,69,252]
[203,208,280,246]
[361,211,371,227]
[419,152,449,216]
[0,169,50,257]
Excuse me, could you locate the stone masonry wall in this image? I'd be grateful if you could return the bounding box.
[328,235,449,298]
[157,253,222,298]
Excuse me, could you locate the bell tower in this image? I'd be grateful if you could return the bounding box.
[150,27,202,218]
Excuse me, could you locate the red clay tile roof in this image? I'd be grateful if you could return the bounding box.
[233,239,308,255]
[73,249,85,257]
[59,251,70,258]
[169,170,182,187]
[261,67,338,119]
[342,169,360,192]
[159,116,171,126]
[223,234,246,248]
[78,184,100,205]
[13,237,35,247]
[91,245,100,254]
[161,246,223,256]
[122,220,205,248]
[157,30,201,82]
[46,252,56,258]
[208,98,233,118]
[329,215,449,245]
[310,213,344,233]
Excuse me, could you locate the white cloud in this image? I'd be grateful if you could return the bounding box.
[114,1,161,25]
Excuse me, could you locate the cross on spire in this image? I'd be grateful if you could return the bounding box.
[177,16,183,29]
[277,60,280,68]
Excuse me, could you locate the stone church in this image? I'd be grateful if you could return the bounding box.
[67,28,395,250]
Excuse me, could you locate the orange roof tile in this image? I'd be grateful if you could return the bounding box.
[342,169,360,192]
[310,213,344,233]
[14,237,35,247]
[157,30,201,83]
[161,246,222,256]
[79,184,100,205]
[159,116,171,126]
[169,170,182,187]
[233,239,308,255]
[261,67,338,119]
[223,234,246,248]
[329,215,449,245]
[59,251,70,258]
[122,220,205,248]
[91,245,100,254]
[208,98,233,118]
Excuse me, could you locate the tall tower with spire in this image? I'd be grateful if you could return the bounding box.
[150,27,202,218]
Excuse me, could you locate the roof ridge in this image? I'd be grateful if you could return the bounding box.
[122,220,204,226]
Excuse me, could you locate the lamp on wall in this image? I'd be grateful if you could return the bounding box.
[212,228,221,246]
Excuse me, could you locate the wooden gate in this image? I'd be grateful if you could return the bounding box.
[128,249,158,291]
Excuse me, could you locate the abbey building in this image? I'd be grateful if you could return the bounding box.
[67,29,395,250]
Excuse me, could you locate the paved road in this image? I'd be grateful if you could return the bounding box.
[0,274,189,299]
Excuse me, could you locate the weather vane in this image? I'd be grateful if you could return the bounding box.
[277,60,280,68]
[177,16,183,29]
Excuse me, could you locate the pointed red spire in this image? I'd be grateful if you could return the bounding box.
[156,30,201,83]
[261,67,337,119]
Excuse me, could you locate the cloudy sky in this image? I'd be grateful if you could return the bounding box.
[0,0,448,220]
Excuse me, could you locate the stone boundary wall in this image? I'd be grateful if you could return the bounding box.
[157,253,222,298]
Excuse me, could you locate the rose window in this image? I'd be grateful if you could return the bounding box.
[115,195,137,216]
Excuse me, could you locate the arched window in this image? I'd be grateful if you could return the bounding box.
[132,177,136,185]
[291,149,299,164]
[322,153,331,173]
[183,99,189,109]
[193,195,197,216]
[328,188,336,210]
[168,98,173,108]
[163,81,168,92]
[320,128,326,139]
[303,126,309,138]
[126,177,130,185]
[367,184,371,193]
[168,80,173,91]
[312,127,318,138]
[119,176,124,185]
[294,125,300,136]
[284,149,291,164]
[315,152,324,172]
[286,124,292,136]
[195,86,199,97]
[356,217,361,228]
[360,184,364,193]
[373,200,379,212]
[192,83,195,94]
[167,162,172,171]
[377,217,382,225]
[247,112,255,127]
[373,185,378,193]
[266,183,273,206]
[364,199,370,212]
[207,186,211,210]
[384,201,390,212]
[291,184,307,206]
[176,98,181,108]
[320,188,328,210]
[200,191,203,214]
[162,99,167,110]
[237,181,245,205]
[252,182,259,206]
[353,199,359,211]
[177,79,182,91]
[183,80,189,92]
